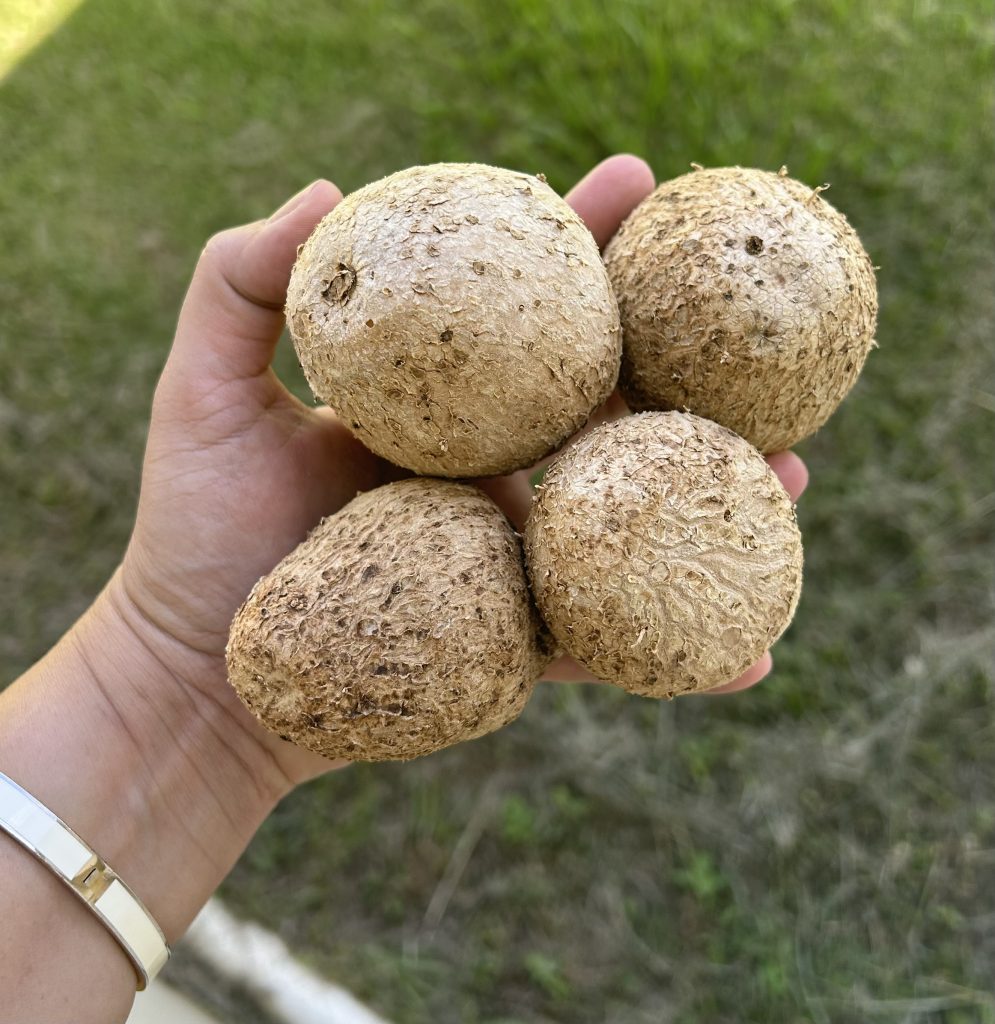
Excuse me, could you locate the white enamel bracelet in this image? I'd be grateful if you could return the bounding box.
[0,771,170,990]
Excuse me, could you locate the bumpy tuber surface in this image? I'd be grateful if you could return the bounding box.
[227,478,553,762]
[287,163,621,477]
[603,166,878,453]
[524,412,803,697]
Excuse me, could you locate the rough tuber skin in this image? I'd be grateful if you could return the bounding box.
[524,412,803,697]
[603,166,878,453]
[286,162,621,477]
[226,478,553,762]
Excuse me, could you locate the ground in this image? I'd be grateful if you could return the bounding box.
[1,1,993,1022]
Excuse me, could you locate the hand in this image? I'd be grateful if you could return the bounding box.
[117,156,808,790]
[0,158,809,1023]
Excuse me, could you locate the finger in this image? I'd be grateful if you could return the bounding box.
[565,154,656,249]
[170,180,342,384]
[702,651,774,694]
[541,655,599,684]
[311,406,412,490]
[766,450,809,502]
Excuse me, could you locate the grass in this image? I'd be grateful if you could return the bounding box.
[1,0,993,1021]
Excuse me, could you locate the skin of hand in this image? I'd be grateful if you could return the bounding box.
[119,154,809,788]
[0,157,807,1024]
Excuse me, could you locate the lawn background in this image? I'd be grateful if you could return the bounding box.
[1,1,993,1021]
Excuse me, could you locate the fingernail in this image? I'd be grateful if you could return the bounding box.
[268,180,324,223]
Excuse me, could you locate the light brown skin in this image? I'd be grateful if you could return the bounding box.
[287,163,621,477]
[227,478,553,762]
[603,166,878,453]
[524,412,803,697]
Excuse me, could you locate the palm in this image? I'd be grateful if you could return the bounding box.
[130,369,387,657]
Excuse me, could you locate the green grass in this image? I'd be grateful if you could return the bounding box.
[2,1,994,1021]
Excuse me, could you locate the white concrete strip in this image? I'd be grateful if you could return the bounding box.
[128,982,220,1024]
[183,899,391,1024]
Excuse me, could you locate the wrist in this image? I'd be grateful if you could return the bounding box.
[0,570,290,944]
[114,550,347,789]
[97,566,297,807]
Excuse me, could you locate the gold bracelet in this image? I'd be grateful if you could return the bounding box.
[0,770,170,990]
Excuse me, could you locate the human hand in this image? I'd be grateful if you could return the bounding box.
[0,159,808,1021]
[116,156,808,790]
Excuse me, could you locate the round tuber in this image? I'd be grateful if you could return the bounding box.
[227,478,552,761]
[524,412,803,697]
[603,166,877,452]
[287,162,620,477]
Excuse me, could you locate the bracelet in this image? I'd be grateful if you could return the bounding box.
[0,770,170,990]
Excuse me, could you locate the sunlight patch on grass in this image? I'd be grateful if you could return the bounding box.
[0,0,85,80]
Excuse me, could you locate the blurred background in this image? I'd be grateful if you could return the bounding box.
[1,1,993,1021]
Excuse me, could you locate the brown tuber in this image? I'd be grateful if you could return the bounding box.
[524,412,803,697]
[226,478,552,762]
[603,166,878,453]
[287,162,621,477]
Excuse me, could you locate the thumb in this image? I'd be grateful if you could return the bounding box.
[169,179,342,384]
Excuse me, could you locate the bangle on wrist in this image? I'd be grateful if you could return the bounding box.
[0,770,170,990]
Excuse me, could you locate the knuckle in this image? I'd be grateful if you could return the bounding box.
[199,228,238,269]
